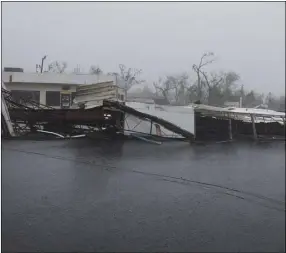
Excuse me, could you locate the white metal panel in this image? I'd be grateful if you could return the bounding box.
[74,82,125,105]
[78,81,114,90]
[125,102,195,136]
[227,107,285,117]
[191,103,285,118]
[124,114,184,138]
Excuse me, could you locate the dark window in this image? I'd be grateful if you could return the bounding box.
[46,91,60,106]
[11,90,40,104]
[4,67,23,72]
[118,94,124,101]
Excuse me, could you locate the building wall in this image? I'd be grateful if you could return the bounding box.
[2,71,126,88]
[4,82,77,108]
[2,71,127,108]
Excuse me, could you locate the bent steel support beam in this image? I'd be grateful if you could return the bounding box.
[1,81,15,137]
[103,100,194,140]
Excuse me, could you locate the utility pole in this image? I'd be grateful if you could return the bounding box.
[40,55,47,73]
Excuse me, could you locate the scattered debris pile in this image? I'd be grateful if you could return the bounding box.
[2,87,195,142]
[2,82,284,143]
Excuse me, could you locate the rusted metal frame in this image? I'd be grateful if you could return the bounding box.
[2,88,55,110]
[156,126,172,138]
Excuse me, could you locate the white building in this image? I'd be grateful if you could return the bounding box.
[2,70,125,109]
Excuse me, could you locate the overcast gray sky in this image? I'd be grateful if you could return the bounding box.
[2,2,285,95]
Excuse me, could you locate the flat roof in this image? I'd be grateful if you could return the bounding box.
[2,71,122,86]
[192,104,285,118]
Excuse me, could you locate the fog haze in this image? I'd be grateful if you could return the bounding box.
[2,2,285,94]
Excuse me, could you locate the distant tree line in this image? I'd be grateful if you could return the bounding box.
[43,53,285,111]
[46,61,144,91]
[152,52,285,111]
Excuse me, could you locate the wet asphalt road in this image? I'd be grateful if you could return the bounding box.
[1,139,285,252]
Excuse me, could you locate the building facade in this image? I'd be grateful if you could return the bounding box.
[2,71,125,109]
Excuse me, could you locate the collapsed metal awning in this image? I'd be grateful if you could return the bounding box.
[103,100,194,140]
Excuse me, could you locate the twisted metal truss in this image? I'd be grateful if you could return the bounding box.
[1,88,56,136]
[1,88,55,110]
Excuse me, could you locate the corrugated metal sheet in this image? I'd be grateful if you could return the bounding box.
[192,104,285,118]
[74,81,125,106]
[125,102,195,136]
[227,107,285,117]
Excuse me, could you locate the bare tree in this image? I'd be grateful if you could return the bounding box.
[90,65,103,74]
[172,73,189,104]
[186,82,199,104]
[220,71,240,103]
[196,68,242,106]
[118,64,145,90]
[153,77,171,102]
[47,61,67,73]
[153,74,190,105]
[277,95,285,112]
[244,90,264,108]
[192,52,216,101]
[265,92,281,110]
[194,69,224,105]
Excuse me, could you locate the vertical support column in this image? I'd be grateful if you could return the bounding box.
[228,118,233,140]
[150,120,153,135]
[251,114,258,141]
[193,111,196,141]
[283,117,285,138]
[120,111,125,133]
[40,90,46,105]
